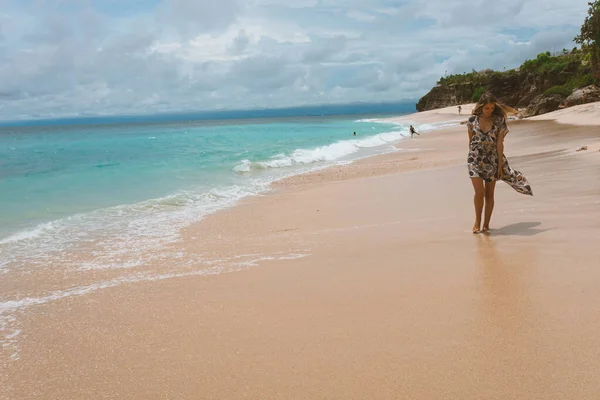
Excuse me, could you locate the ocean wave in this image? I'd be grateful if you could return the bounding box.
[0,181,273,271]
[357,117,464,132]
[355,118,385,123]
[233,129,408,172]
[232,159,253,172]
[354,117,405,127]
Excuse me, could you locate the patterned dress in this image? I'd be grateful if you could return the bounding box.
[467,115,533,196]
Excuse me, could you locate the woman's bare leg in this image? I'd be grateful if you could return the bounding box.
[471,178,484,233]
[482,180,496,232]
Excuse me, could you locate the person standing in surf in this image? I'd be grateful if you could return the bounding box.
[466,93,533,234]
[409,125,419,138]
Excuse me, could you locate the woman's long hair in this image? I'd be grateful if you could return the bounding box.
[472,93,519,119]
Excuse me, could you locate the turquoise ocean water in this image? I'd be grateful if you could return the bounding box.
[0,111,427,272]
[1,106,470,358]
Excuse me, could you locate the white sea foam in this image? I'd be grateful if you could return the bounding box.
[232,159,253,172]
[0,314,21,361]
[358,116,463,133]
[0,259,8,274]
[0,180,274,272]
[233,128,408,172]
[355,118,391,123]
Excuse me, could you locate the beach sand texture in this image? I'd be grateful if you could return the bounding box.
[3,103,600,399]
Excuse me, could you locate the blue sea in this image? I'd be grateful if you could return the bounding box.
[0,106,432,273]
[2,103,463,358]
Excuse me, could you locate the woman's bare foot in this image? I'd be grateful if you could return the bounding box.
[472,224,481,234]
[481,225,490,234]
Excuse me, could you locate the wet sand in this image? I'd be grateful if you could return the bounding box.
[3,105,600,399]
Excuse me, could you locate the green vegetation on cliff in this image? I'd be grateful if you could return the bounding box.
[416,47,599,113]
[434,48,596,103]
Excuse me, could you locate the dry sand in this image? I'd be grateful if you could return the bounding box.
[531,101,600,126]
[3,103,600,399]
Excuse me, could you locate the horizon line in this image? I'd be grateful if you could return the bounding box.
[0,100,418,127]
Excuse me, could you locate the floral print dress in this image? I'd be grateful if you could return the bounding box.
[467,115,533,196]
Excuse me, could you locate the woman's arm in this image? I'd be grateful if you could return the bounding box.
[497,120,507,179]
[467,118,475,147]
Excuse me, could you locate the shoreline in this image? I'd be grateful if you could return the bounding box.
[3,103,600,399]
[0,114,411,244]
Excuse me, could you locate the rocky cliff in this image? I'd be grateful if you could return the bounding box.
[416,51,599,116]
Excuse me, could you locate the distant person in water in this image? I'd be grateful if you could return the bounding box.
[458,105,462,114]
[409,125,419,138]
[353,131,356,136]
[467,93,532,234]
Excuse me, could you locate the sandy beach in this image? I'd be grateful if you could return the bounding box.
[3,103,600,399]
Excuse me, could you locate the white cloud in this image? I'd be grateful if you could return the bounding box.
[0,0,592,120]
[347,10,377,22]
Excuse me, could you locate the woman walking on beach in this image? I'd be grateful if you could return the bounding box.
[467,93,533,234]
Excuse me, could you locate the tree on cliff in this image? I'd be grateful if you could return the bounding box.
[575,1,600,80]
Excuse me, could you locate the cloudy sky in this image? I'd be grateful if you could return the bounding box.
[0,0,592,120]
